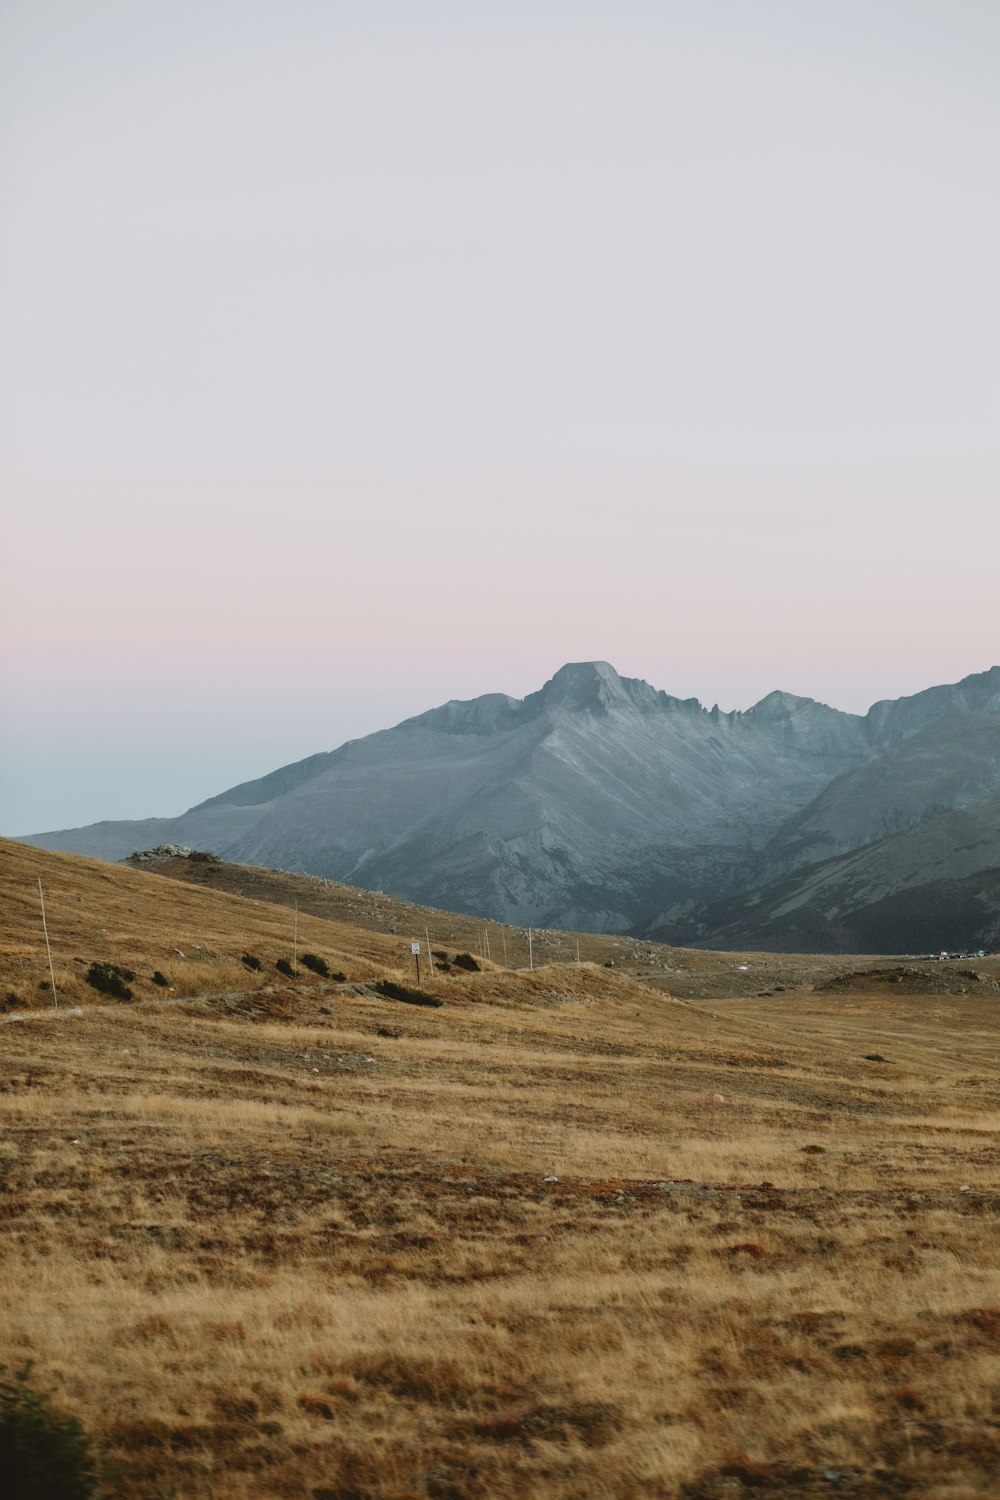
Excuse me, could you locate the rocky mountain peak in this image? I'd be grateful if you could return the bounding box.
[532,661,628,715]
[745,690,816,720]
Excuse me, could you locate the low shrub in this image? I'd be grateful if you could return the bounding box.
[452,952,480,973]
[275,958,297,979]
[0,1364,100,1499]
[374,980,443,1008]
[151,971,169,988]
[84,962,135,1002]
[331,971,347,982]
[3,992,20,1011]
[300,953,330,977]
[241,953,263,972]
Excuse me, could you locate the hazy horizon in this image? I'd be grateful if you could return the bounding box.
[3,2,998,834]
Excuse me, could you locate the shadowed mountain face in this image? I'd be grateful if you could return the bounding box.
[649,796,1000,955]
[758,713,1000,878]
[19,662,1000,944]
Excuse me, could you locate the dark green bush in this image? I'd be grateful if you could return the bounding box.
[0,1365,99,1499]
[84,962,135,1001]
[452,952,480,972]
[331,971,347,982]
[241,953,263,972]
[151,971,169,988]
[299,953,330,977]
[374,979,442,1008]
[275,958,297,978]
[4,991,20,1011]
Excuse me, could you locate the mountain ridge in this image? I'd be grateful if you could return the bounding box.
[17,661,1000,946]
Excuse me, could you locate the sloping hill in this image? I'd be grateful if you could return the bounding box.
[3,844,1000,1499]
[10,838,969,1011]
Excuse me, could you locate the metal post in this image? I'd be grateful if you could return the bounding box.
[38,878,58,1007]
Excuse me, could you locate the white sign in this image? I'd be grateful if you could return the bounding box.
[411,942,421,954]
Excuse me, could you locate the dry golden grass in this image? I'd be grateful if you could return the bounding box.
[2,840,1000,1498]
[117,846,920,999]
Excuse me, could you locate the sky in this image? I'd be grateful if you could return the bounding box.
[2,1,998,834]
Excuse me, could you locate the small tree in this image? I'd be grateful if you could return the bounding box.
[84,962,135,1001]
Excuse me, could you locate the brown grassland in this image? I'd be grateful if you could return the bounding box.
[2,837,1000,1498]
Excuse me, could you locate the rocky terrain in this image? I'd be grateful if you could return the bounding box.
[19,662,1000,949]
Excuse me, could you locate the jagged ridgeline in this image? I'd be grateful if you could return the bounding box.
[17,662,1000,952]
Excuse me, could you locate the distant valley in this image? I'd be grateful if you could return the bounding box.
[19,661,1000,952]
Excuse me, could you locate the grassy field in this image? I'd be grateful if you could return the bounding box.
[2,839,1000,1497]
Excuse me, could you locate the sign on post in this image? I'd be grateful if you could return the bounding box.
[411,941,421,984]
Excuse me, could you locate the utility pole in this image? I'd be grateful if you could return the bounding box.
[38,878,57,1007]
[500,927,509,969]
[528,928,533,971]
[293,899,298,972]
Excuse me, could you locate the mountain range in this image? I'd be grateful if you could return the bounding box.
[18,661,1000,951]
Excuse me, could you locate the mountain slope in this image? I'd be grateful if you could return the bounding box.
[760,711,1000,876]
[648,793,1000,954]
[864,665,1000,746]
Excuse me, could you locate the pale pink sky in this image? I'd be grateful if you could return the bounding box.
[2,3,998,833]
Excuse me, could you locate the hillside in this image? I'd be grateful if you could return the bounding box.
[3,841,1000,1498]
[17,662,1000,944]
[0,839,918,1006]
